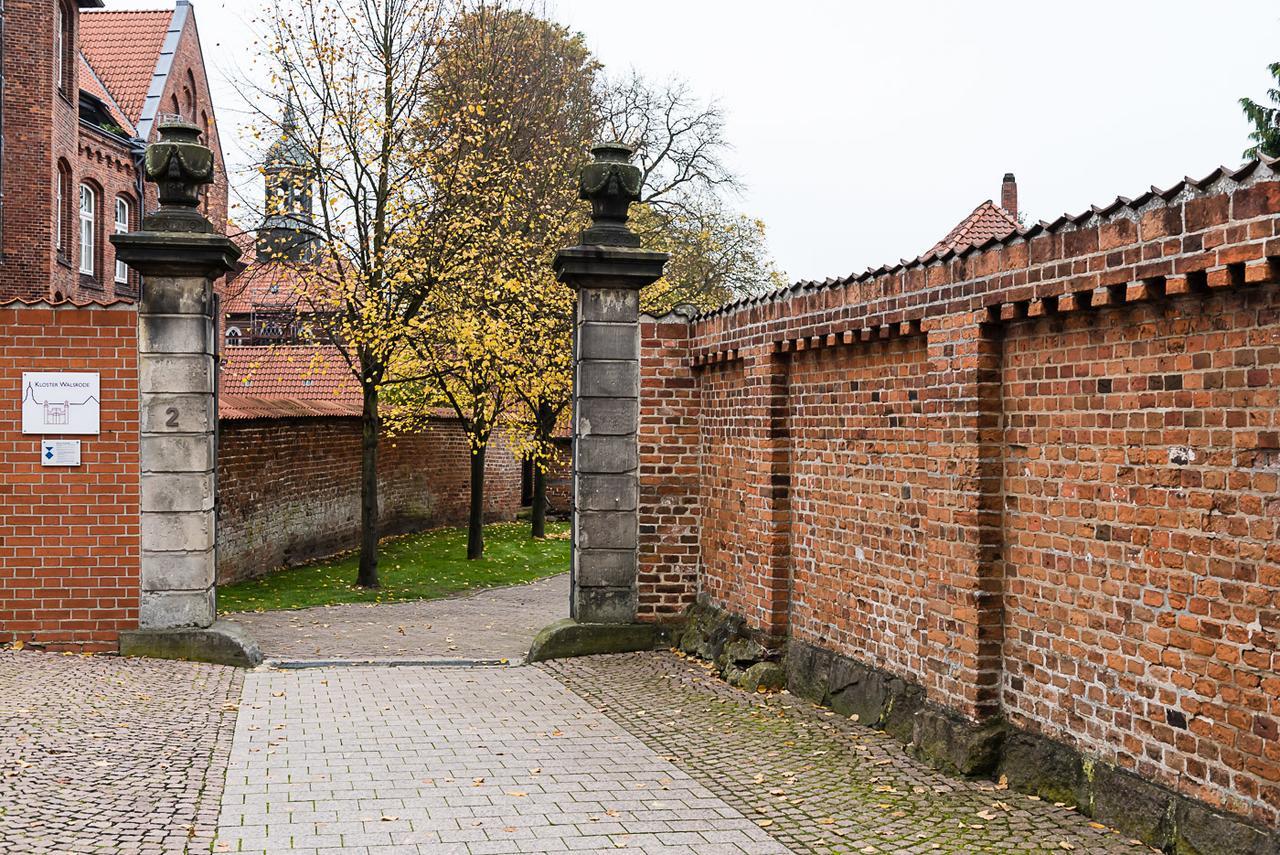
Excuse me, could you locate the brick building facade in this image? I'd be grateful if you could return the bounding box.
[0,0,227,303]
[637,160,1280,833]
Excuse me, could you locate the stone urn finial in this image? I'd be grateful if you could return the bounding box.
[577,141,643,248]
[142,117,216,234]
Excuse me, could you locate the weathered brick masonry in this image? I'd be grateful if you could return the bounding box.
[217,418,522,584]
[638,159,1280,829]
[0,303,139,651]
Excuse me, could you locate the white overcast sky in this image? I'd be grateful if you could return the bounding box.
[109,0,1280,283]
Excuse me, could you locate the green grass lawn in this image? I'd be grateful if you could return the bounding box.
[218,521,570,613]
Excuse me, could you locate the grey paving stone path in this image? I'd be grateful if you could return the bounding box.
[547,653,1157,855]
[0,650,242,854]
[226,573,568,662]
[215,663,790,854]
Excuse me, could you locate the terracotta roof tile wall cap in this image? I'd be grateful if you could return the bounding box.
[696,155,1280,321]
[0,296,136,309]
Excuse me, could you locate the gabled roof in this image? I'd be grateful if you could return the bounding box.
[79,9,174,125]
[928,199,1019,257]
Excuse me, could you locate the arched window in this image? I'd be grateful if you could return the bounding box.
[55,3,73,97]
[184,70,197,119]
[79,184,96,276]
[114,197,132,283]
[55,161,72,258]
[225,326,243,346]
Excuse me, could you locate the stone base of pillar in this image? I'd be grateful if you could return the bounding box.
[119,619,263,668]
[526,618,674,663]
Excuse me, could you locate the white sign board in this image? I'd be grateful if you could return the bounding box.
[41,439,81,467]
[22,373,100,435]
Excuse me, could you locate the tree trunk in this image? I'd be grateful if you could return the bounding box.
[357,382,380,588]
[531,464,548,539]
[530,401,553,539]
[467,442,486,560]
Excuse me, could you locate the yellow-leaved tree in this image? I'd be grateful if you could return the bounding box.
[247,0,513,588]
[386,4,597,559]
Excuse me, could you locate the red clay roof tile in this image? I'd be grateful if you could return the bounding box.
[79,9,172,124]
[79,53,136,136]
[928,199,1020,257]
[219,345,359,406]
[219,262,312,316]
[219,395,363,420]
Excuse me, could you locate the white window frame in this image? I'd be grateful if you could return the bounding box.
[55,176,64,254]
[55,5,64,95]
[79,184,95,276]
[114,198,130,283]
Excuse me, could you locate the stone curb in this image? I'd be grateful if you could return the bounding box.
[526,618,673,662]
[119,618,263,667]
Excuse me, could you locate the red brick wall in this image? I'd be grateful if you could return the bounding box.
[217,417,522,584]
[1001,288,1280,825]
[544,438,572,515]
[637,167,1280,825]
[0,304,140,652]
[1,0,67,300]
[787,336,931,681]
[637,315,701,622]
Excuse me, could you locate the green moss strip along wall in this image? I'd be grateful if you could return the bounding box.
[638,163,1280,841]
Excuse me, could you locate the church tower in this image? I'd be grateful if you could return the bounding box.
[257,96,318,261]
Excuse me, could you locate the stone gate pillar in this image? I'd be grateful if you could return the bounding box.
[112,119,258,666]
[529,142,666,656]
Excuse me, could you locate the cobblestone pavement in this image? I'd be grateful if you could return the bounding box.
[0,650,242,854]
[546,653,1157,855]
[216,663,789,854]
[227,573,568,662]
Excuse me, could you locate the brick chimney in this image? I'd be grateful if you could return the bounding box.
[1001,173,1018,219]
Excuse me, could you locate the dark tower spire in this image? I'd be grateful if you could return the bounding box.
[257,90,318,262]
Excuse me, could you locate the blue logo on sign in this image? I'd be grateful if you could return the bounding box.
[44,445,54,460]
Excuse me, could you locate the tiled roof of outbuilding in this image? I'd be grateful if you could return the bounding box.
[220,345,359,403]
[219,396,363,420]
[220,263,311,316]
[928,200,1019,257]
[79,9,173,124]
